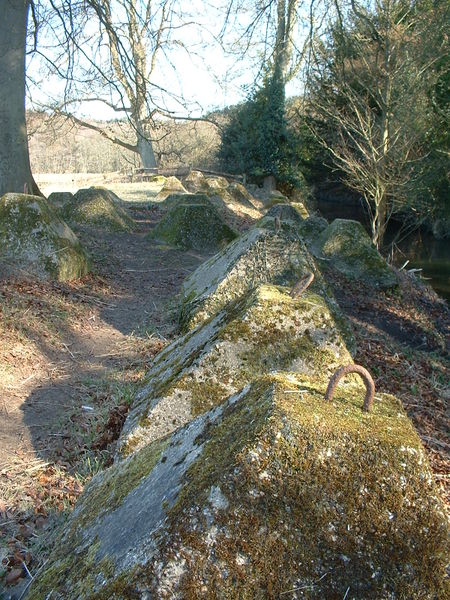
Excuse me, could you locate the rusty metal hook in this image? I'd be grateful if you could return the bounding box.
[325,364,375,412]
[290,272,314,298]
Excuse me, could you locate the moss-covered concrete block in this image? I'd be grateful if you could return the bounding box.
[180,226,341,332]
[149,195,237,252]
[204,175,229,190]
[260,189,289,208]
[299,214,329,247]
[28,375,448,599]
[156,176,188,200]
[316,219,397,288]
[118,284,353,457]
[0,193,89,281]
[225,182,257,209]
[61,188,134,231]
[161,192,209,209]
[184,170,205,192]
[259,203,306,232]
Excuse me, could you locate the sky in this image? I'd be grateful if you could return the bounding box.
[26,0,308,121]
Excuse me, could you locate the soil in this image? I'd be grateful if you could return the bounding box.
[0,203,208,597]
[0,196,448,597]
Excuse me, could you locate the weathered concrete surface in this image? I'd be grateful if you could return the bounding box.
[179,226,341,332]
[259,202,307,231]
[28,375,449,599]
[298,214,329,246]
[118,284,354,458]
[0,193,89,281]
[26,198,448,600]
[156,176,188,201]
[61,187,134,231]
[149,195,237,252]
[314,219,398,288]
[183,170,205,192]
[224,182,257,209]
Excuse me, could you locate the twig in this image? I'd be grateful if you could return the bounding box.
[343,587,350,599]
[280,572,330,595]
[17,560,48,600]
[20,373,37,386]
[22,560,33,579]
[62,343,75,359]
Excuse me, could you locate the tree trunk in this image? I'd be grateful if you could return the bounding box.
[134,103,157,169]
[137,131,157,169]
[0,1,39,197]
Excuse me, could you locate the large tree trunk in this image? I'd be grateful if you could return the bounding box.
[0,1,39,197]
[136,129,157,169]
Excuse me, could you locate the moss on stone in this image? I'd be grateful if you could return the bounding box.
[316,219,398,288]
[226,182,257,208]
[29,375,449,598]
[161,192,210,209]
[119,284,353,458]
[156,176,188,200]
[298,214,329,247]
[61,188,134,231]
[179,225,350,337]
[258,203,305,232]
[160,375,449,599]
[149,197,237,252]
[26,541,117,599]
[47,191,74,211]
[290,201,309,218]
[0,193,90,281]
[79,437,168,529]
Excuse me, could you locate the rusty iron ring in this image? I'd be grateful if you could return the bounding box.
[290,272,314,298]
[325,364,375,412]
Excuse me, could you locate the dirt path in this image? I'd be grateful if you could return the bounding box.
[0,205,206,594]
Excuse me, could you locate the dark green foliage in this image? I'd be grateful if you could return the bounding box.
[218,66,302,188]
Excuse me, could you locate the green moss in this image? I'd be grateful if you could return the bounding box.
[298,214,328,247]
[74,436,168,528]
[162,375,448,599]
[149,198,237,251]
[180,229,318,330]
[123,284,353,459]
[317,219,397,288]
[176,376,231,416]
[28,375,448,598]
[0,193,90,281]
[62,188,135,231]
[27,541,116,599]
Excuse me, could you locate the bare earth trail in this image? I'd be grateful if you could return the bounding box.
[0,205,206,594]
[25,216,205,455]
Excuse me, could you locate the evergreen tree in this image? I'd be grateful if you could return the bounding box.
[219,64,300,187]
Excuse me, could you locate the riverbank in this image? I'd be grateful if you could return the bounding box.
[316,197,450,302]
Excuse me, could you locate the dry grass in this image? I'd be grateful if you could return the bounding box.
[0,274,166,591]
[35,172,163,204]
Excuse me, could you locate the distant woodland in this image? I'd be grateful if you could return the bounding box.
[28,111,222,174]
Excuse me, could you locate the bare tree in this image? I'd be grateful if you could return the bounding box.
[220,0,313,88]
[309,0,444,247]
[34,0,199,169]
